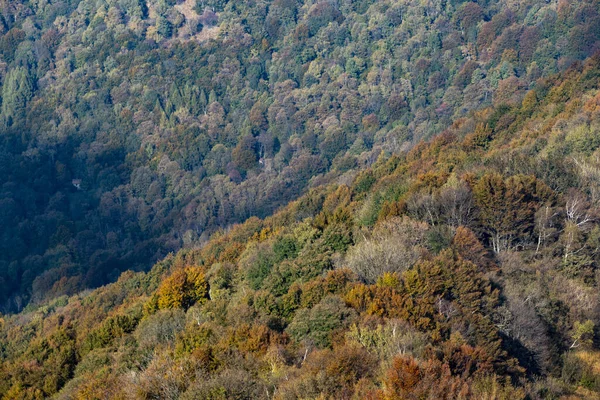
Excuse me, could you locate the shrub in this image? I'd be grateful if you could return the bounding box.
[273,235,299,261]
[175,323,216,355]
[345,319,427,361]
[81,313,140,354]
[181,368,268,400]
[135,309,186,349]
[286,295,356,347]
[240,242,278,290]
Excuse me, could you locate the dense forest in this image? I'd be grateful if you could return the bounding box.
[1,0,600,311]
[2,0,600,397]
[0,49,600,398]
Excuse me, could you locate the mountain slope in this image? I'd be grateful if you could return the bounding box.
[1,0,600,310]
[1,53,600,398]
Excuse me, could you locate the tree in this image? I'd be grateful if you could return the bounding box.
[534,204,559,253]
[232,135,258,173]
[382,355,471,399]
[2,67,33,126]
[473,173,553,253]
[286,295,356,347]
[156,16,173,38]
[561,190,594,264]
[569,320,595,349]
[439,177,475,229]
[346,217,428,283]
[156,267,209,310]
[407,175,474,229]
[456,2,484,31]
[452,226,490,270]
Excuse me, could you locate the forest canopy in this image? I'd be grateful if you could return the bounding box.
[1,0,600,312]
[0,47,600,397]
[3,0,600,396]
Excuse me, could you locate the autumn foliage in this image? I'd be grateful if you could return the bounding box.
[1,9,600,399]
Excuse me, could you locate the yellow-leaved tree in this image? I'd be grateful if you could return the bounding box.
[156,267,209,310]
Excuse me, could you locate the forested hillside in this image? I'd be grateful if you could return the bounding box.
[1,0,600,310]
[1,52,600,399]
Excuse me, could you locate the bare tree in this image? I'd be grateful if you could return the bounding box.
[565,192,593,227]
[439,180,475,229]
[562,190,594,262]
[407,176,474,230]
[346,217,428,283]
[573,156,600,205]
[407,192,439,227]
[534,204,559,253]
